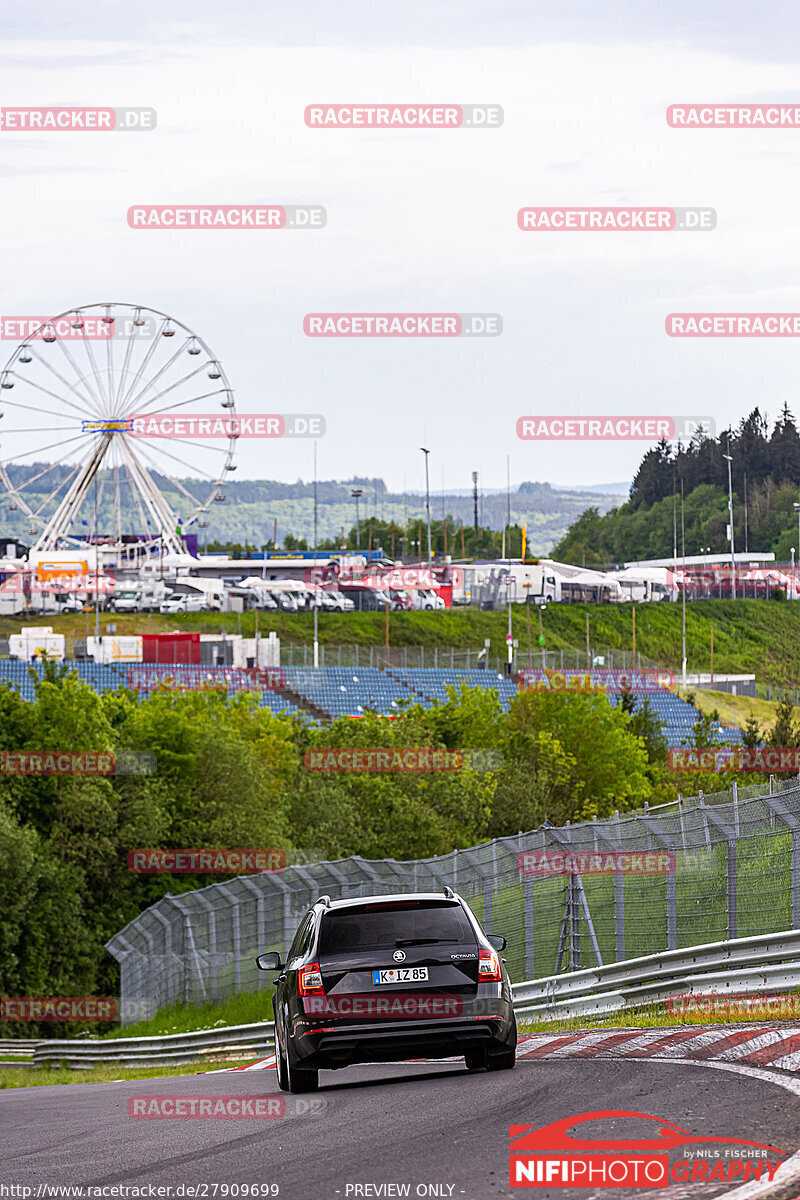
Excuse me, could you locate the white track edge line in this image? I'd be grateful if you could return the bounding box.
[641,1057,800,1200]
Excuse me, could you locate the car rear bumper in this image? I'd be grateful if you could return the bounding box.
[290,1011,515,1069]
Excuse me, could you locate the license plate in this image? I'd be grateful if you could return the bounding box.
[372,967,430,985]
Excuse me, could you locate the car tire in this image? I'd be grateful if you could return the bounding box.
[275,1035,289,1092]
[464,1049,489,1072]
[486,1046,516,1071]
[486,1016,517,1071]
[285,1035,319,1093]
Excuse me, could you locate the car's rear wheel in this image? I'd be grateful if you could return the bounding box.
[275,1036,289,1091]
[285,1035,319,1093]
[487,1046,516,1070]
[464,1049,488,1072]
[486,1016,517,1071]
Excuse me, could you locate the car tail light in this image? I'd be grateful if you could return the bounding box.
[479,948,502,982]
[298,962,324,996]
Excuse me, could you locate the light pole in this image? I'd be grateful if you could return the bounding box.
[681,478,687,687]
[793,502,800,581]
[313,442,319,668]
[723,451,736,599]
[539,603,547,669]
[421,447,433,563]
[350,489,363,553]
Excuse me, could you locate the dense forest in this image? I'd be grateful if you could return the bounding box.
[553,406,800,565]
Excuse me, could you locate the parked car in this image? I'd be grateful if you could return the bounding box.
[108,589,139,613]
[268,590,300,612]
[54,595,87,614]
[311,588,356,612]
[159,592,206,614]
[413,589,446,611]
[257,889,516,1093]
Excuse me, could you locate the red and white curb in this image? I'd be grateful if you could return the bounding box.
[212,1056,277,1072]
[209,1027,800,1073]
[514,1026,800,1071]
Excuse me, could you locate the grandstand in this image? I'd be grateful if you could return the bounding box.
[0,660,745,744]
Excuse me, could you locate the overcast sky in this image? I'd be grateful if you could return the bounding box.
[2,1,800,500]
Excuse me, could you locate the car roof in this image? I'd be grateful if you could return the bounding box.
[313,891,462,912]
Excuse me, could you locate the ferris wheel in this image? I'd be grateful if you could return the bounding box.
[0,302,237,556]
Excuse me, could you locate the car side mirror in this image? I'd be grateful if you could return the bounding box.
[256,951,283,972]
[487,934,507,952]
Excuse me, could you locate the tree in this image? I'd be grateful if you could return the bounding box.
[765,699,798,749]
[742,713,762,748]
[502,689,654,820]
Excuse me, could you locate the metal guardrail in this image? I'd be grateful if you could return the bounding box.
[5,929,798,1069]
[511,928,800,1022]
[32,1020,274,1069]
[0,1038,37,1053]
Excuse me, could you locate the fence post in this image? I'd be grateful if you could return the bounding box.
[569,874,581,971]
[614,810,625,961]
[760,790,800,930]
[666,870,678,951]
[518,832,535,978]
[726,839,737,939]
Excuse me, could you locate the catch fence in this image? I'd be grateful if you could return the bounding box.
[106,776,800,1025]
[280,643,660,673]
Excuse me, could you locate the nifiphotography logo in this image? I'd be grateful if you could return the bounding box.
[508,1110,785,1188]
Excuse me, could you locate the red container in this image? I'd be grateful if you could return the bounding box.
[142,631,200,665]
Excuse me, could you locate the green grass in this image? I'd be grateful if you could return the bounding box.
[0,1058,258,1089]
[100,990,274,1039]
[4,600,800,683]
[690,688,780,731]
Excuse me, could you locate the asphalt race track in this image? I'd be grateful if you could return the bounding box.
[3,1058,800,1200]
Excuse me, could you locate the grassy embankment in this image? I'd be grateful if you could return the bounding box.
[4,600,800,685]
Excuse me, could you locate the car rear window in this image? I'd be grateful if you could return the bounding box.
[319,900,474,953]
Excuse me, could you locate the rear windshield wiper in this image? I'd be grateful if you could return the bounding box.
[394,937,461,947]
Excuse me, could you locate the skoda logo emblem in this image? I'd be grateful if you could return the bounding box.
[393,950,406,962]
